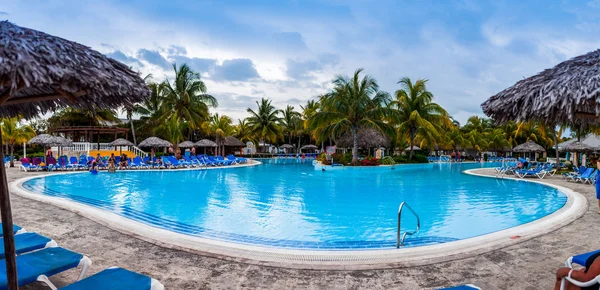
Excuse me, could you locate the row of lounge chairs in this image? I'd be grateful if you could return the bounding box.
[563,166,598,184]
[0,223,163,289]
[20,154,248,171]
[495,162,557,179]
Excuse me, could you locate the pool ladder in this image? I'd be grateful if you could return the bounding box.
[396,202,420,248]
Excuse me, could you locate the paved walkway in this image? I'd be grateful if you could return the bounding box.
[8,167,598,289]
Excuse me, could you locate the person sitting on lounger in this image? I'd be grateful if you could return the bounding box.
[555,251,600,290]
[107,153,116,173]
[95,153,104,166]
[119,154,128,170]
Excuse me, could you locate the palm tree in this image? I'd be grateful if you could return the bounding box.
[298,99,320,149]
[234,119,253,143]
[308,68,391,164]
[279,105,301,146]
[486,128,511,156]
[1,118,35,167]
[121,107,136,145]
[160,63,218,131]
[202,114,233,156]
[155,115,186,150]
[247,98,283,150]
[513,121,552,147]
[389,77,449,160]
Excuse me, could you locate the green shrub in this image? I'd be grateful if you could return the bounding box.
[412,154,429,163]
[537,157,547,162]
[381,157,394,165]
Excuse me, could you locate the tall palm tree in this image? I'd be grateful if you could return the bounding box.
[298,99,320,148]
[234,119,253,143]
[308,68,391,164]
[486,128,511,156]
[247,98,283,149]
[389,77,449,160]
[155,115,186,151]
[160,63,218,131]
[279,105,301,145]
[1,118,35,167]
[513,121,552,147]
[202,114,233,156]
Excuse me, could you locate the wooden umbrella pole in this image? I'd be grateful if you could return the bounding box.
[0,128,18,290]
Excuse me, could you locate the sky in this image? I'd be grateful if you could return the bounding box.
[3,0,600,125]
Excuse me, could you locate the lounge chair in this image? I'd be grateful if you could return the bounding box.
[182,156,197,167]
[227,155,247,164]
[581,169,598,184]
[55,267,164,290]
[216,156,234,165]
[0,224,26,236]
[65,157,83,171]
[19,159,40,172]
[130,157,148,169]
[166,156,184,168]
[514,166,547,179]
[0,247,91,289]
[438,285,481,290]
[560,249,600,290]
[564,166,586,179]
[568,168,595,183]
[177,157,191,167]
[0,232,57,259]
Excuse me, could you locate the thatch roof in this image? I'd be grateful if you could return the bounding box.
[54,136,73,146]
[559,141,593,153]
[512,140,546,153]
[300,144,318,150]
[481,49,600,126]
[336,127,392,148]
[28,134,57,146]
[195,139,217,147]
[557,134,600,149]
[138,137,172,148]
[178,141,195,148]
[279,144,294,149]
[108,138,133,147]
[223,136,245,147]
[405,145,421,151]
[0,21,150,119]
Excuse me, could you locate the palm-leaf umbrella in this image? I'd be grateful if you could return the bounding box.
[223,136,245,156]
[559,141,593,153]
[300,144,317,152]
[195,139,217,154]
[405,146,421,151]
[27,134,64,161]
[178,141,195,148]
[138,137,172,148]
[0,21,150,287]
[336,127,392,149]
[108,138,134,155]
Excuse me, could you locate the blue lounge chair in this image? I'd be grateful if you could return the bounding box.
[560,249,600,290]
[581,169,598,184]
[177,157,191,167]
[167,156,184,168]
[569,168,595,183]
[0,232,57,259]
[514,166,546,179]
[0,224,26,236]
[438,285,480,290]
[182,156,197,167]
[130,157,148,169]
[216,156,233,165]
[563,166,586,179]
[57,267,164,290]
[19,160,40,172]
[0,247,91,289]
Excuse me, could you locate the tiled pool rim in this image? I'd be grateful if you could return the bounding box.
[11,167,587,270]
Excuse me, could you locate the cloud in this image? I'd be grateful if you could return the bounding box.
[170,55,216,74]
[0,11,9,16]
[270,31,308,51]
[211,59,260,82]
[137,49,171,69]
[106,50,142,66]
[285,59,320,80]
[166,45,187,55]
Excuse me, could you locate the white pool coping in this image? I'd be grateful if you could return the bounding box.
[11,166,587,270]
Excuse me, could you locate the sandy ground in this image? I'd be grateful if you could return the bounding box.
[7,166,599,289]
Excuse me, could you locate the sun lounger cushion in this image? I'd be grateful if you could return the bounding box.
[0,233,52,259]
[0,247,83,289]
[0,224,22,236]
[60,267,154,290]
[439,285,480,290]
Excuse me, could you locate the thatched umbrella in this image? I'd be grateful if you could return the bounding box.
[223,136,244,156]
[481,49,600,166]
[559,141,593,153]
[195,139,217,155]
[512,140,546,160]
[27,134,65,161]
[279,144,294,149]
[179,141,195,148]
[300,144,318,152]
[108,138,134,155]
[405,146,421,151]
[336,128,392,149]
[0,21,149,287]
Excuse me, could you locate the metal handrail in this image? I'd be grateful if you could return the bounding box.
[397,202,420,248]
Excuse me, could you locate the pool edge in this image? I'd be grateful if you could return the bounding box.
[10,167,587,270]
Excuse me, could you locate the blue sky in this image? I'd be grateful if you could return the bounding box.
[3,0,600,124]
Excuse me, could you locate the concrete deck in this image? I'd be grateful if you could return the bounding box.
[9,167,598,289]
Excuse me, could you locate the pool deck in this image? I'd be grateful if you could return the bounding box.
[9,166,599,289]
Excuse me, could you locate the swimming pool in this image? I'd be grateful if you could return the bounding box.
[22,160,566,250]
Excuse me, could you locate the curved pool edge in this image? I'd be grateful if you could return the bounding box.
[9,167,587,270]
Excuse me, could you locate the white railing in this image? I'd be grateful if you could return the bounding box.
[52,142,148,157]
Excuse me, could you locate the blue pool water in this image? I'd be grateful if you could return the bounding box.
[23,160,566,250]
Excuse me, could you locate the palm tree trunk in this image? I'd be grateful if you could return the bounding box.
[552,125,560,167]
[9,145,14,168]
[409,130,415,160]
[129,117,137,145]
[352,126,358,165]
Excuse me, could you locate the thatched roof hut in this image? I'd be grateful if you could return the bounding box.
[279,144,294,149]
[223,136,245,147]
[512,140,546,153]
[138,137,172,148]
[300,145,318,150]
[559,141,593,153]
[0,21,150,119]
[178,141,195,148]
[195,139,217,147]
[336,128,392,148]
[108,138,133,147]
[27,134,57,146]
[482,49,600,126]
[405,146,421,151]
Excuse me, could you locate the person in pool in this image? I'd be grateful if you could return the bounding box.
[89,161,98,172]
[555,251,600,290]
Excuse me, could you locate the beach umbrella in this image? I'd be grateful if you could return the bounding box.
[27,134,66,162]
[178,141,195,148]
[559,141,593,153]
[224,136,245,156]
[482,49,600,166]
[300,144,317,153]
[195,139,218,155]
[108,138,134,155]
[335,127,391,149]
[404,146,421,151]
[279,144,294,149]
[0,21,150,288]
[512,140,546,153]
[138,137,172,157]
